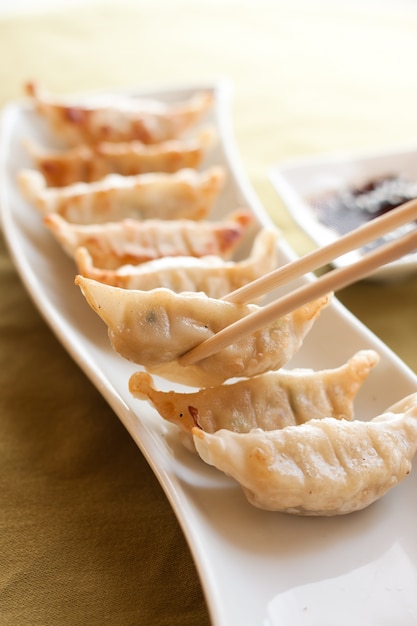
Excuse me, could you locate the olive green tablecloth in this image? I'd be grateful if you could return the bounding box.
[1,2,417,624]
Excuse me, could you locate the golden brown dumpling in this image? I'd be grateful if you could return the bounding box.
[193,392,417,516]
[26,81,214,145]
[129,350,379,433]
[18,167,225,224]
[75,275,331,386]
[25,128,216,186]
[44,210,253,269]
[74,228,278,296]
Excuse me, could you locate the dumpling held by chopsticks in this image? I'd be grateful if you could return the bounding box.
[75,275,331,386]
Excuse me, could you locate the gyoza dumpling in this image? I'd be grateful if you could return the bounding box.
[26,82,214,145]
[129,350,379,433]
[192,392,417,515]
[44,210,253,269]
[74,229,278,296]
[75,275,332,386]
[18,167,225,224]
[25,127,216,187]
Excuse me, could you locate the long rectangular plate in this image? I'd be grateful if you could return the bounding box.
[1,81,417,626]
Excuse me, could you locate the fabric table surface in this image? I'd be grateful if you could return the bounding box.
[1,1,417,624]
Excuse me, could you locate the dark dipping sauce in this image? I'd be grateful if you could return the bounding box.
[310,174,417,252]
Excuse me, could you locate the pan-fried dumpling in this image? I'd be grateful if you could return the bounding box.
[26,81,214,145]
[18,167,225,224]
[192,392,417,515]
[44,210,253,269]
[75,275,331,386]
[74,229,278,296]
[129,350,379,433]
[25,128,216,187]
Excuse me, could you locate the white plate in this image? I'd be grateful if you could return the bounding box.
[2,81,417,626]
[270,146,417,280]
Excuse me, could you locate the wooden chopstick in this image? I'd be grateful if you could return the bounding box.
[179,200,417,367]
[223,196,417,304]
